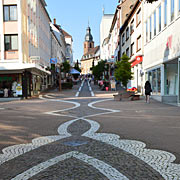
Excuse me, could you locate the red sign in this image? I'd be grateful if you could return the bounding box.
[166,35,172,49]
[131,56,143,67]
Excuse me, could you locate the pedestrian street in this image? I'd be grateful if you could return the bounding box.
[0,81,180,179]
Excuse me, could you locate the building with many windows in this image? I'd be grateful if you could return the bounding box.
[143,0,180,104]
[0,0,51,98]
[120,0,144,93]
[0,0,72,98]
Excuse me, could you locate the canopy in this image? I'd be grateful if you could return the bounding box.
[70,68,80,74]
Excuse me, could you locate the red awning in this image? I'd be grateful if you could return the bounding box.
[131,56,143,67]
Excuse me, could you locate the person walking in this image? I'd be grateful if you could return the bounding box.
[144,81,152,103]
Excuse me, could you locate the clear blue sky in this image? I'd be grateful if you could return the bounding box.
[45,0,117,63]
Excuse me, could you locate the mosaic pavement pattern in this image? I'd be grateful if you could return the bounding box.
[0,82,180,179]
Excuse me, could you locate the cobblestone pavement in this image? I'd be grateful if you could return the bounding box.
[0,81,180,179]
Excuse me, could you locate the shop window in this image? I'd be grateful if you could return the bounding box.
[4,5,17,21]
[130,19,134,34]
[148,69,161,95]
[136,8,141,27]
[5,35,18,51]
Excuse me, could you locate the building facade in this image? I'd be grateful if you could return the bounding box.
[81,46,100,75]
[100,14,114,60]
[81,25,100,75]
[120,0,144,93]
[62,29,73,67]
[0,0,51,98]
[144,0,180,104]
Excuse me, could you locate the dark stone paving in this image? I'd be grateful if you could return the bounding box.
[1,81,179,179]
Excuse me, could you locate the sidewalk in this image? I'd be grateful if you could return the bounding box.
[0,97,21,102]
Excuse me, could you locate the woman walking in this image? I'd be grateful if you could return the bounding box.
[144,81,152,103]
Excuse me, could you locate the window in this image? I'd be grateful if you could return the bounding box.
[131,43,134,56]
[137,35,141,52]
[146,21,148,43]
[179,0,180,12]
[130,19,134,34]
[171,0,174,21]
[159,5,161,32]
[4,35,18,51]
[4,5,17,21]
[150,16,152,40]
[126,27,129,40]
[122,33,125,45]
[136,8,141,26]
[154,11,156,36]
[126,47,129,57]
[164,0,167,27]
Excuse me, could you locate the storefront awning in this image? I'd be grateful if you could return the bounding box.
[0,63,51,75]
[131,56,143,67]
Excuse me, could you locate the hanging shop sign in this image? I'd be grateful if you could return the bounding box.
[131,56,143,67]
[50,58,57,64]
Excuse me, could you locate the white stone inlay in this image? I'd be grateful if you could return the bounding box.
[1,97,180,180]
[87,81,95,97]
[11,151,129,180]
[75,80,85,97]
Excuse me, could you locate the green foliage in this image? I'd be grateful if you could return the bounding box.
[74,60,81,73]
[114,54,133,88]
[92,60,106,80]
[62,61,70,73]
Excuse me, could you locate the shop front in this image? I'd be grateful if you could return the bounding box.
[146,58,180,104]
[0,73,23,98]
[147,67,161,95]
[163,59,178,103]
[130,56,144,94]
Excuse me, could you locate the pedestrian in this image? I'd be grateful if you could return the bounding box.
[144,81,152,103]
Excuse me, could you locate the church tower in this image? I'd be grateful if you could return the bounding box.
[84,26,94,54]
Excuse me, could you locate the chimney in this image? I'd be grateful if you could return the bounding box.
[53,18,56,25]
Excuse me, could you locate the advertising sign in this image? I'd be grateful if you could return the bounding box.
[16,84,22,95]
[131,56,143,67]
[50,58,57,64]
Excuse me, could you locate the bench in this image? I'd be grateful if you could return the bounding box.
[113,91,135,101]
[130,94,140,101]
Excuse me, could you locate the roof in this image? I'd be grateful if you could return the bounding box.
[81,46,100,61]
[83,46,100,56]
[62,29,72,38]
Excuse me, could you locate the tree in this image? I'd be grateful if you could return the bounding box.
[74,60,81,73]
[92,60,106,80]
[62,61,70,73]
[114,54,133,88]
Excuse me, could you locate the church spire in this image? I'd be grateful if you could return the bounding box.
[85,25,93,42]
